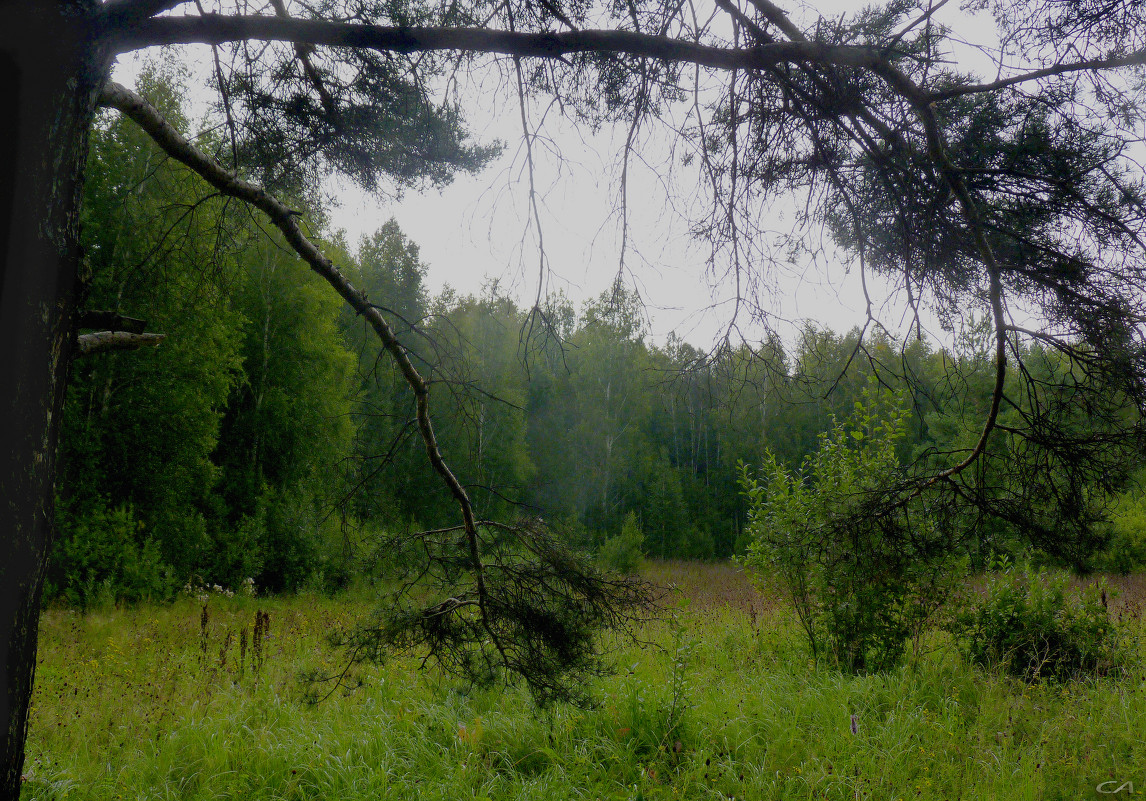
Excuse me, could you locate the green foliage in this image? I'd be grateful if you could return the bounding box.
[48,501,175,608]
[60,63,246,596]
[429,285,537,521]
[56,65,357,601]
[741,386,949,672]
[338,222,436,529]
[598,511,645,574]
[1092,475,1146,574]
[214,230,356,592]
[223,33,501,196]
[948,563,1129,682]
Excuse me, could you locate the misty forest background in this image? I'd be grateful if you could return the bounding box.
[51,64,1146,609]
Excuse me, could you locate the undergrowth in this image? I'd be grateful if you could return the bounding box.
[948,564,1135,682]
[22,564,1146,800]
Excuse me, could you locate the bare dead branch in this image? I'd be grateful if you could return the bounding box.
[75,331,165,357]
[883,0,953,56]
[98,77,504,653]
[100,78,656,704]
[927,48,1146,101]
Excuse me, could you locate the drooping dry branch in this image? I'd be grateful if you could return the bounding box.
[98,77,502,653]
[323,518,658,706]
[98,79,655,702]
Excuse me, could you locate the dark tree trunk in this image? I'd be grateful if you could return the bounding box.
[0,2,107,797]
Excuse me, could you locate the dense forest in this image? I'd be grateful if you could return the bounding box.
[49,67,1146,607]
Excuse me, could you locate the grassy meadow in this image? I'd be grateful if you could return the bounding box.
[21,562,1146,800]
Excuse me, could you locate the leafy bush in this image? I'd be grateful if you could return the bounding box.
[1091,479,1146,574]
[948,563,1127,681]
[215,505,267,588]
[740,386,951,672]
[48,501,175,607]
[598,511,645,574]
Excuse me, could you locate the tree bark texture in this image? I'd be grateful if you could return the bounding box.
[0,2,107,797]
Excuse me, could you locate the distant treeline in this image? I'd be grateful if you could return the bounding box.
[49,72,1146,606]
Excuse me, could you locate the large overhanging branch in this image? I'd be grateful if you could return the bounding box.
[109,14,883,70]
[97,79,509,666]
[108,13,1146,98]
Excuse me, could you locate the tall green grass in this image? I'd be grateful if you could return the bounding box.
[21,566,1146,800]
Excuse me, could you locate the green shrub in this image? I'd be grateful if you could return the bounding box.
[741,386,951,672]
[1091,481,1146,574]
[259,485,322,592]
[209,502,266,589]
[598,511,645,574]
[48,501,175,607]
[948,563,1127,681]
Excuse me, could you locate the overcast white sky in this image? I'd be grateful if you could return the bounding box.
[328,99,883,347]
[321,0,999,348]
[112,0,999,349]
